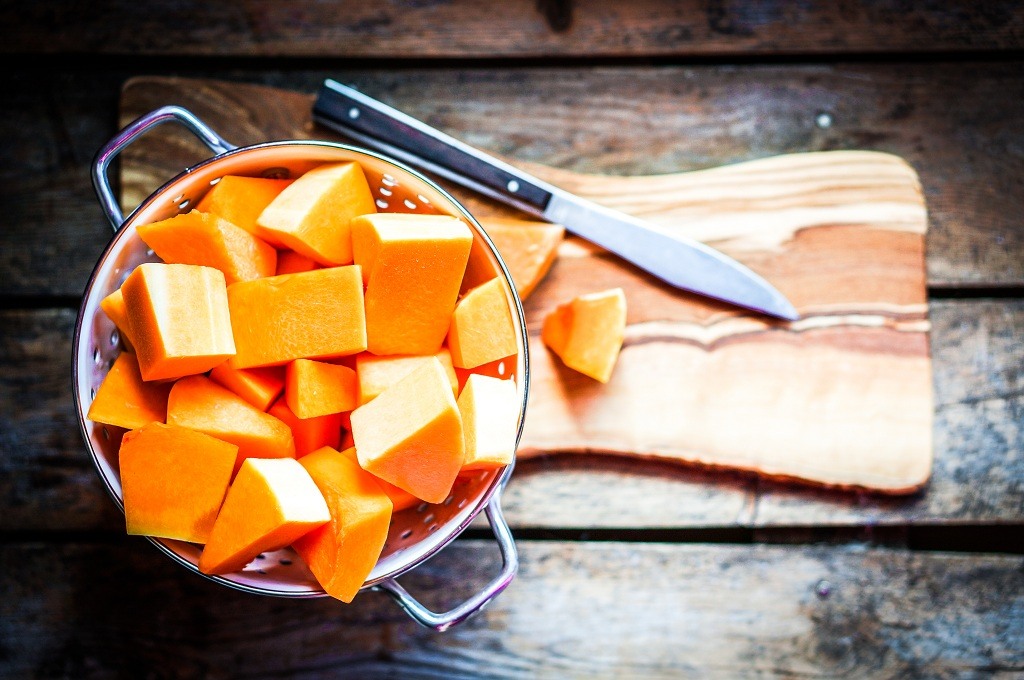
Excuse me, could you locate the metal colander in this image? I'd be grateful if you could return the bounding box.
[73,106,528,631]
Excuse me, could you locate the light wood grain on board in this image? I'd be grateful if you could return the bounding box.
[2,539,1022,678]
[119,77,932,493]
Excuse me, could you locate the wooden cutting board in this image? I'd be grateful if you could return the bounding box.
[119,77,933,494]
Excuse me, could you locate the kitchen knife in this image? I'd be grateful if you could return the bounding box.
[313,79,798,321]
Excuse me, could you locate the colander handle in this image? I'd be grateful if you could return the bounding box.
[376,497,518,632]
[92,105,236,231]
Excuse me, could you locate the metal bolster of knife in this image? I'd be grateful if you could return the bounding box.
[313,80,553,216]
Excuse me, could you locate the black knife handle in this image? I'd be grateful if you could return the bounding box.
[313,80,552,214]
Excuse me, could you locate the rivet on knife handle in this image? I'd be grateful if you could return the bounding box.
[312,79,799,321]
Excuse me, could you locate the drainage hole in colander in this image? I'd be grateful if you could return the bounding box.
[443,495,453,506]
[403,199,417,210]
[400,529,413,540]
[422,513,435,525]
[375,199,389,210]
[101,426,109,441]
[146,249,155,258]
[93,347,101,365]
[418,194,431,205]
[179,199,190,210]
[173,194,184,203]
[497,361,506,376]
[209,177,222,186]
[279,559,292,566]
[428,524,438,533]
[90,387,96,400]
[457,498,468,509]
[382,174,396,186]
[255,554,266,560]
[110,330,119,347]
[379,187,392,197]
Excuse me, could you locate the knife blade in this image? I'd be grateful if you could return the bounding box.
[313,79,798,321]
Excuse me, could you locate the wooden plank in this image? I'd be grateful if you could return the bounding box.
[4,64,1023,297]
[1,539,1021,677]
[5,300,1021,531]
[5,1,1024,58]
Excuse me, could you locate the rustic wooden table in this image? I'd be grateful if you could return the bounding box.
[2,3,1023,677]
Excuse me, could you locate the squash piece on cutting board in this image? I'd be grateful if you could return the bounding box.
[135,210,277,285]
[120,422,237,544]
[121,262,236,381]
[167,375,295,472]
[199,458,330,575]
[350,357,464,504]
[196,175,293,234]
[352,213,473,356]
[448,277,518,369]
[87,352,171,430]
[227,266,367,368]
[542,287,627,384]
[285,359,358,419]
[208,362,285,412]
[463,217,565,299]
[458,374,519,471]
[293,447,393,603]
[268,397,344,458]
[355,349,459,405]
[255,162,376,266]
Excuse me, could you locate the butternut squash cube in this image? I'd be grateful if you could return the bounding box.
[541,287,627,383]
[447,278,518,369]
[268,397,343,458]
[355,349,458,405]
[196,176,293,234]
[120,422,237,544]
[285,359,358,419]
[99,288,135,349]
[227,266,367,369]
[87,352,171,430]
[136,210,277,285]
[350,357,464,504]
[167,375,295,472]
[338,446,420,512]
[463,217,564,299]
[121,263,236,381]
[198,458,330,575]
[255,162,376,266]
[457,374,519,471]
[293,447,393,603]
[208,362,285,412]
[352,213,473,355]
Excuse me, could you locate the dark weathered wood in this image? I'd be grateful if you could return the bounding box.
[4,1,1024,58]
[4,63,1023,298]
[7,300,1021,531]
[1,539,1021,677]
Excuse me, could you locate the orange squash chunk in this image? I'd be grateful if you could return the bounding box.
[120,422,237,544]
[208,362,285,411]
[275,250,320,276]
[255,162,376,266]
[350,358,464,504]
[227,266,367,368]
[268,397,343,458]
[285,359,358,419]
[136,210,277,285]
[166,375,295,472]
[99,288,136,349]
[462,218,565,299]
[352,213,473,355]
[121,263,236,381]
[457,375,519,471]
[293,447,393,602]
[198,458,330,575]
[355,349,458,405]
[195,176,293,234]
[447,278,517,369]
[542,287,627,383]
[87,352,171,430]
[338,446,419,512]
